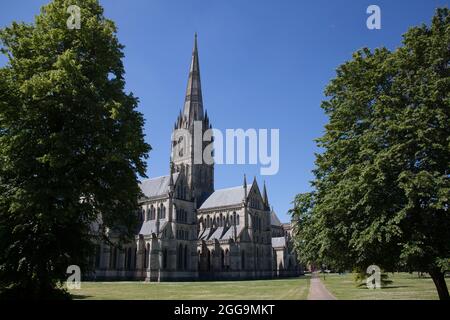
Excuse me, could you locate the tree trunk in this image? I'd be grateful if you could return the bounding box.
[429,269,450,300]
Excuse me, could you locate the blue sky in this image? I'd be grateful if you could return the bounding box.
[1,0,448,222]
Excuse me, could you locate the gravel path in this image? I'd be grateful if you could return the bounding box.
[307,273,337,300]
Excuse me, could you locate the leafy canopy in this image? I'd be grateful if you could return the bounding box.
[0,0,150,298]
[291,8,449,298]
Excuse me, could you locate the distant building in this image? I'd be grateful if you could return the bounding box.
[91,35,301,281]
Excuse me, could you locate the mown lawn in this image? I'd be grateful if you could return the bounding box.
[70,277,310,300]
[321,273,449,300]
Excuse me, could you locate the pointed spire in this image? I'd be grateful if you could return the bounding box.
[193,32,198,51]
[263,180,269,208]
[183,33,204,124]
[243,174,248,201]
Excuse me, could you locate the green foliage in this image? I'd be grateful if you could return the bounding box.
[0,0,150,299]
[290,8,450,299]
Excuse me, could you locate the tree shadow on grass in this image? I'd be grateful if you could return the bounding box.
[355,285,410,290]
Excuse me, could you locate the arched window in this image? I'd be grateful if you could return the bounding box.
[237,214,240,225]
[184,245,188,270]
[162,248,168,270]
[150,205,155,220]
[144,243,150,269]
[157,206,161,219]
[207,250,211,271]
[162,205,166,219]
[177,244,183,271]
[225,249,230,270]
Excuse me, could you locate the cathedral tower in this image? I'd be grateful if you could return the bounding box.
[171,34,214,206]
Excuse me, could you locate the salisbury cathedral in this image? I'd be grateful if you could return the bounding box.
[91,35,300,281]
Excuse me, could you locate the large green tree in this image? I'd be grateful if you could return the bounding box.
[0,0,150,298]
[290,8,450,299]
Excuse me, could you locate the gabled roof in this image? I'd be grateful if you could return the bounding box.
[198,225,243,241]
[199,186,246,210]
[139,173,179,199]
[270,210,282,226]
[139,220,168,236]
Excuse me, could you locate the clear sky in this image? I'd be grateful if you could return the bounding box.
[1,0,448,222]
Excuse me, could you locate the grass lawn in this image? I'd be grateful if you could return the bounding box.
[70,277,310,300]
[321,273,449,300]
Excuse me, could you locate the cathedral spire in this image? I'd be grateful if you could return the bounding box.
[263,180,269,208]
[183,33,204,124]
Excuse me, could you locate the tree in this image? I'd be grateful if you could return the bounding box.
[290,8,450,299]
[0,0,150,299]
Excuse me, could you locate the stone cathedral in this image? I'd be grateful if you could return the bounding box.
[91,35,300,281]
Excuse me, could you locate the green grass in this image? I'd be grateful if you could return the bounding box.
[321,273,449,300]
[70,277,310,300]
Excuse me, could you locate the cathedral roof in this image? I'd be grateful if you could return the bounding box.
[139,219,168,236]
[198,225,243,241]
[270,210,282,226]
[199,186,246,210]
[139,173,179,199]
